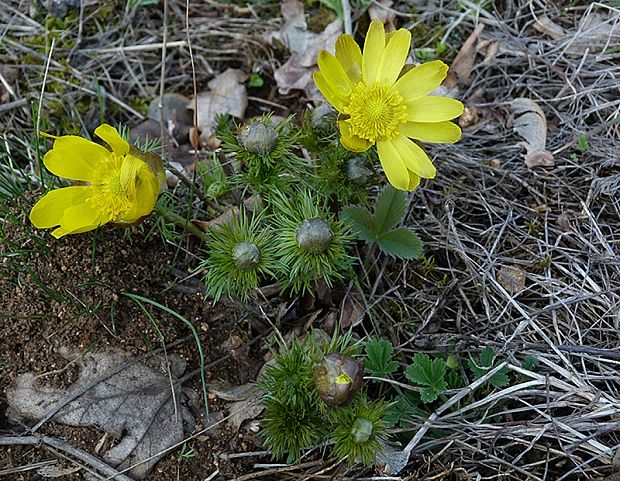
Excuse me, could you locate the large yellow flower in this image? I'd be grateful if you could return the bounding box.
[30,124,162,238]
[314,20,464,191]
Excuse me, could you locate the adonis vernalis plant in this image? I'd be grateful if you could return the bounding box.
[30,124,164,238]
[314,19,464,191]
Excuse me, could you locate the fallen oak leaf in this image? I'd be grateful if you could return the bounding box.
[6,348,195,480]
[511,97,554,167]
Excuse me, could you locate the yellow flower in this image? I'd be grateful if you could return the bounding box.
[314,20,464,191]
[30,124,162,238]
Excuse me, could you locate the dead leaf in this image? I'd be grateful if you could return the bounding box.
[511,98,554,168]
[6,348,194,480]
[193,69,248,148]
[446,24,484,87]
[533,14,566,40]
[210,381,257,401]
[369,0,396,31]
[458,105,479,129]
[271,0,342,102]
[567,12,620,56]
[147,93,193,128]
[228,396,264,434]
[339,291,365,329]
[497,265,526,295]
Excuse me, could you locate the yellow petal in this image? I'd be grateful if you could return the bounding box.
[362,19,385,85]
[377,139,410,191]
[313,71,347,113]
[50,200,106,238]
[408,170,421,190]
[377,28,411,86]
[339,121,372,152]
[317,51,353,99]
[43,136,110,181]
[400,121,462,143]
[394,60,449,100]
[95,124,129,155]
[407,96,464,122]
[29,186,92,229]
[120,154,142,197]
[335,34,363,85]
[122,164,159,223]
[391,135,436,179]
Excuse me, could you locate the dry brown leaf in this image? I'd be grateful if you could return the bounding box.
[271,0,342,102]
[533,14,566,40]
[6,348,194,479]
[446,24,484,87]
[497,265,526,295]
[193,69,248,148]
[339,291,365,329]
[511,98,554,168]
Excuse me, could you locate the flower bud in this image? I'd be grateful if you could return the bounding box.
[310,105,337,134]
[346,157,372,186]
[237,122,278,156]
[351,418,373,444]
[313,353,364,406]
[232,241,261,270]
[296,218,333,254]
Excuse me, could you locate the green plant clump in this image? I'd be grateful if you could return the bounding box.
[259,333,391,466]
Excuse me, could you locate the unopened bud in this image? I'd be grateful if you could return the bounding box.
[313,353,364,406]
[237,122,278,156]
[346,157,372,186]
[232,241,261,270]
[310,105,337,134]
[295,218,333,254]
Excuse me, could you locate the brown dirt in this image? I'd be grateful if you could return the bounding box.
[0,196,266,480]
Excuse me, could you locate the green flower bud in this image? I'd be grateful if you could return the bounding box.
[232,241,261,270]
[313,353,364,406]
[310,105,337,134]
[237,122,278,156]
[295,218,333,254]
[351,418,373,444]
[346,157,372,186]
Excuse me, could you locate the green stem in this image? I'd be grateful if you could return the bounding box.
[155,204,208,241]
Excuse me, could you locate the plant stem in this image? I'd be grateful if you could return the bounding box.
[155,204,207,241]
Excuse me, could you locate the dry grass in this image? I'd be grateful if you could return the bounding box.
[1,0,619,479]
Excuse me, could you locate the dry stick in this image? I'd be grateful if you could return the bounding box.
[341,0,352,35]
[230,460,325,481]
[159,0,168,162]
[0,435,134,481]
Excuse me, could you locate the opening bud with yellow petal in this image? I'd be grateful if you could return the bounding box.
[313,353,364,406]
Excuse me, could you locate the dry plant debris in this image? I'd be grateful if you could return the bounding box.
[271,0,342,102]
[1,0,620,479]
[511,97,554,167]
[6,348,193,479]
[194,68,248,148]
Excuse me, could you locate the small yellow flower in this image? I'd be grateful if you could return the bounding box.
[314,20,464,191]
[30,124,162,238]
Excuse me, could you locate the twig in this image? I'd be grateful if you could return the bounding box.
[0,435,134,481]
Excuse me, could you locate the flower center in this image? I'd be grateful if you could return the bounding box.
[345,82,408,142]
[89,154,131,221]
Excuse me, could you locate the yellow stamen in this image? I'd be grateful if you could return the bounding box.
[89,154,130,221]
[345,82,408,143]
